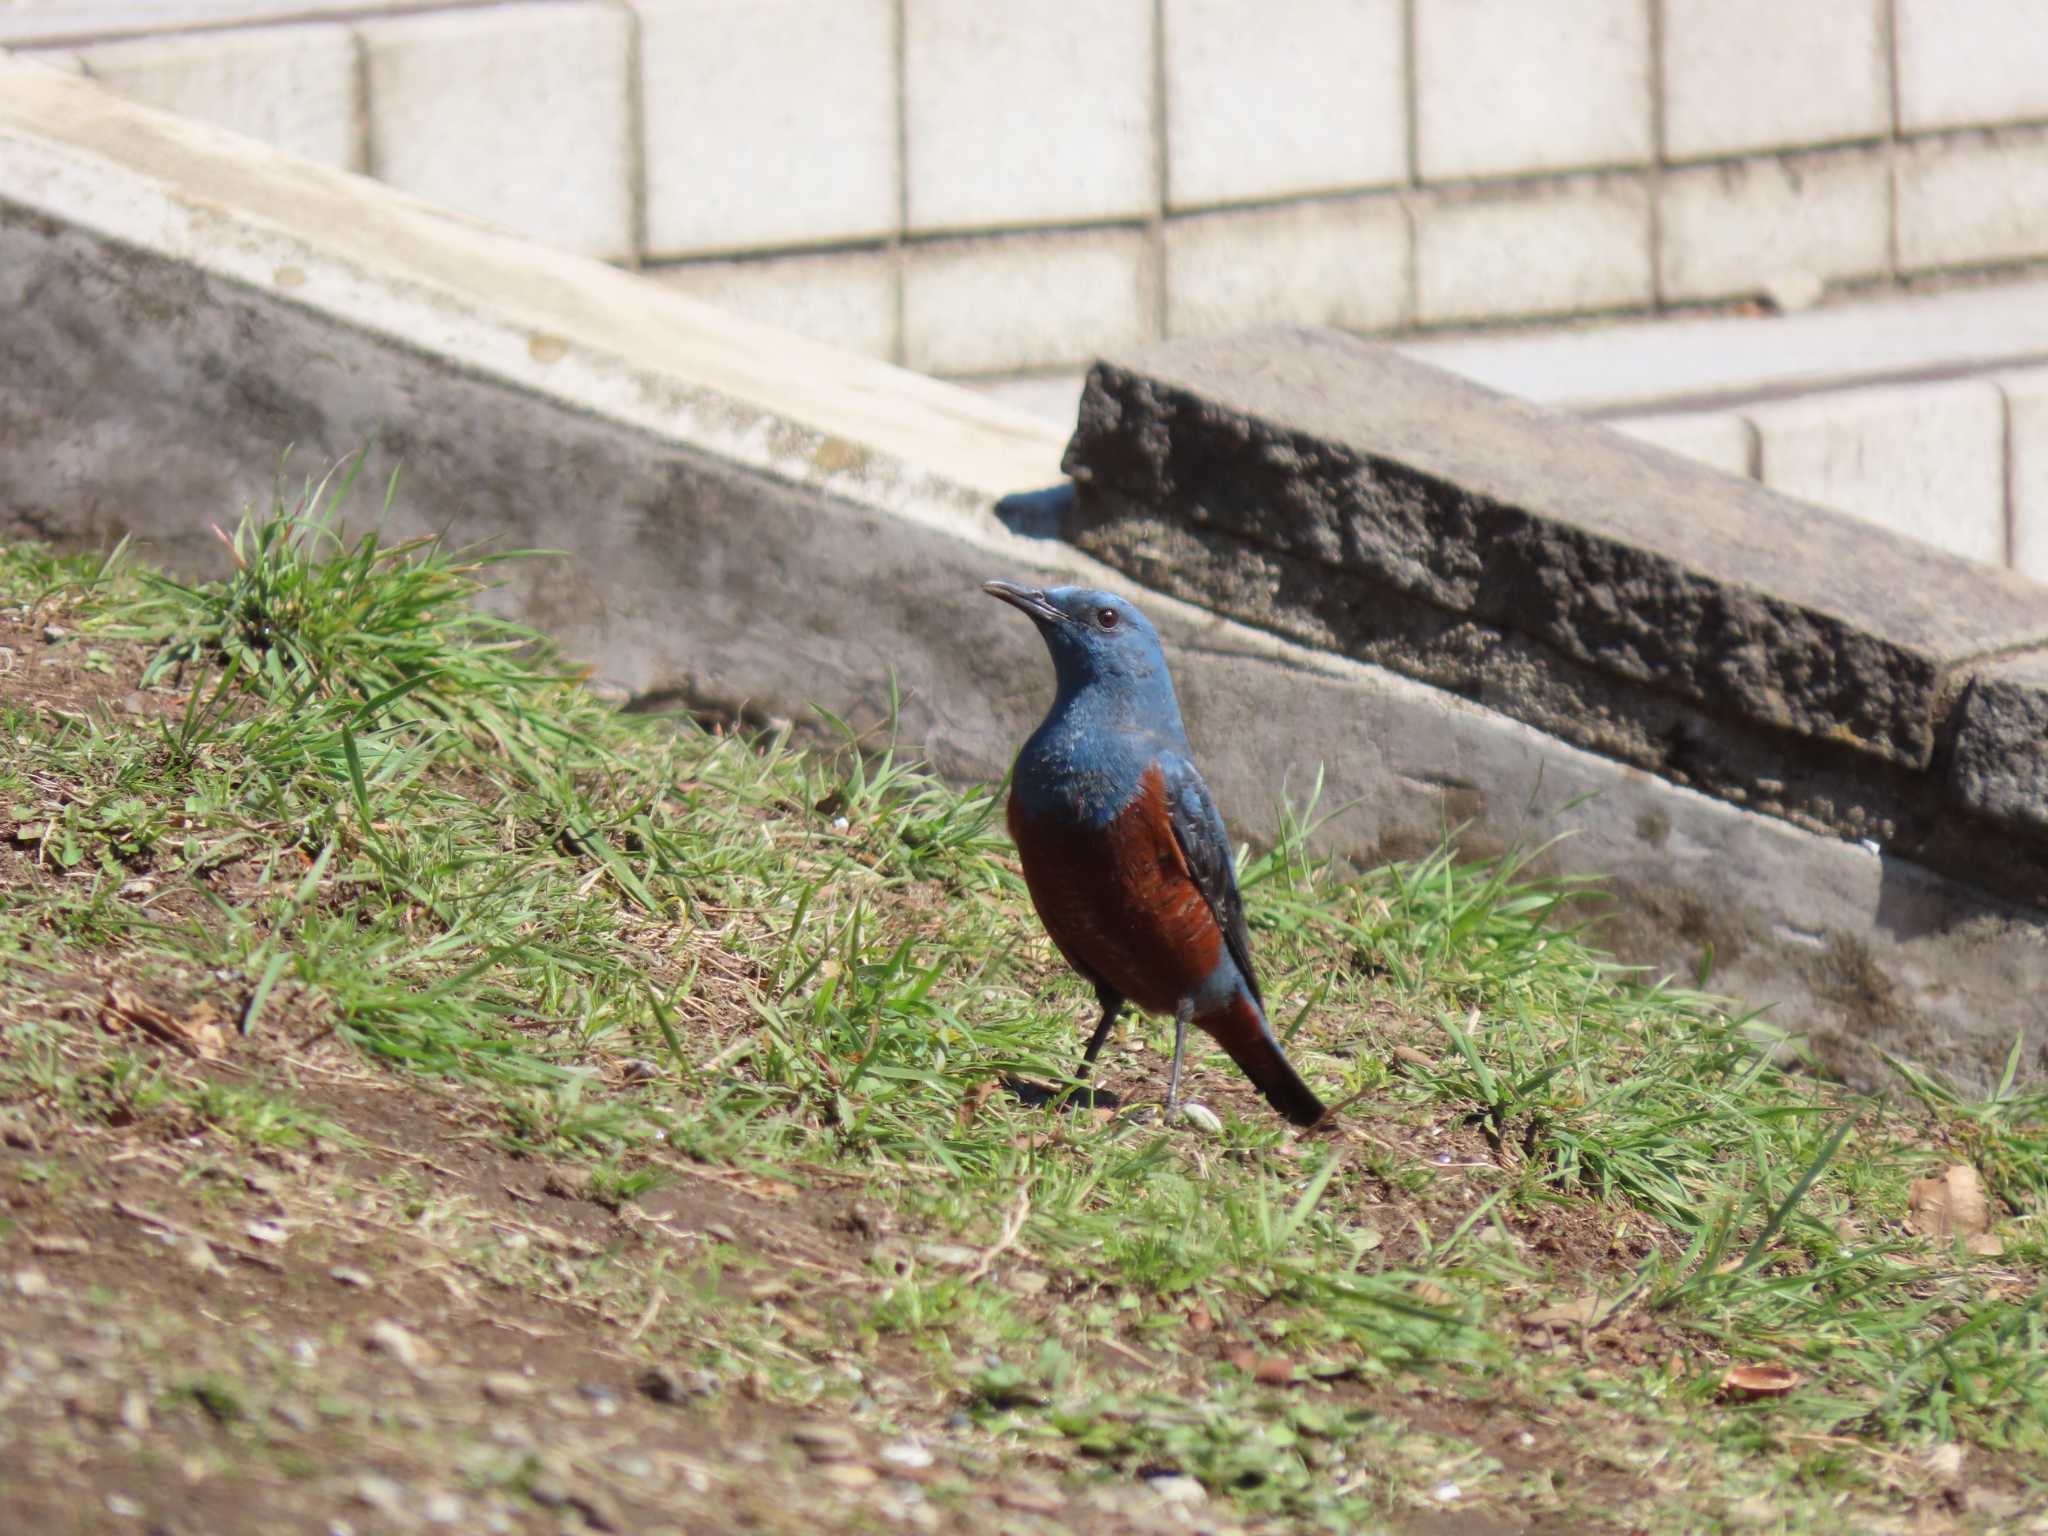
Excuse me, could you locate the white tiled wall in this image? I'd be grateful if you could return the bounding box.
[20,0,2048,440]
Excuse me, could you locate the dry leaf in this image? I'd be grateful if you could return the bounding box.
[100,983,226,1059]
[1411,1281,1455,1307]
[1224,1347,1295,1384]
[956,1081,996,1130]
[1184,1301,1214,1335]
[1908,1165,2003,1253]
[1720,1363,1801,1398]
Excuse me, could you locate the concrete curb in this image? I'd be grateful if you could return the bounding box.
[1064,330,2048,910]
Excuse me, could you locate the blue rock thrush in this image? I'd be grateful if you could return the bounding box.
[984,580,1327,1127]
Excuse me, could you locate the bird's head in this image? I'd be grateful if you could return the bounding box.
[982,580,1172,701]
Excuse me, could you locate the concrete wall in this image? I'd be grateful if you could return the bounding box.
[14,0,2048,375]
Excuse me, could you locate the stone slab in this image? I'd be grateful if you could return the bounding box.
[357,2,633,260]
[5,55,2048,1094]
[1160,0,1404,208]
[1416,174,1651,325]
[638,0,899,256]
[903,0,1154,232]
[1950,650,2048,837]
[1748,379,2009,567]
[1897,0,2048,134]
[1412,0,1651,181]
[1660,0,1888,162]
[1062,330,2048,773]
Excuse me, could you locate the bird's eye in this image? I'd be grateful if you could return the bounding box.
[1097,607,1120,630]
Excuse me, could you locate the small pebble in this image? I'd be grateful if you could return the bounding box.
[328,1266,374,1289]
[482,1373,538,1403]
[880,1441,933,1470]
[12,1268,51,1299]
[1177,1103,1223,1134]
[822,1464,877,1489]
[352,1474,407,1515]
[791,1423,862,1463]
[1147,1474,1207,1505]
[364,1319,436,1372]
[105,1493,144,1519]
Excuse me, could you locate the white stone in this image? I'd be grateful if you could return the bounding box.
[1896,128,2048,274]
[1661,0,1888,161]
[1897,0,2048,133]
[904,0,1154,232]
[1160,0,1403,209]
[1749,380,2009,566]
[1414,0,1651,181]
[78,23,360,169]
[637,0,897,256]
[1659,149,1888,303]
[1416,175,1650,325]
[2000,369,2048,584]
[1165,196,1408,337]
[902,229,1152,375]
[650,250,897,362]
[359,3,632,260]
[1605,412,1755,479]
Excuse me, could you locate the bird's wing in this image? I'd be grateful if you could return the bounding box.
[1158,751,1262,1009]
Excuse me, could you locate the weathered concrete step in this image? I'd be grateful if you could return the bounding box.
[1062,329,2048,905]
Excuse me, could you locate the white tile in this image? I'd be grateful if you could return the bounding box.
[1414,0,1651,181]
[1750,380,2008,566]
[1661,0,1887,161]
[1161,0,1403,209]
[1897,127,2048,272]
[1416,175,1651,324]
[1165,196,1408,336]
[650,250,897,360]
[637,0,898,256]
[2001,369,2048,583]
[1659,149,1888,303]
[903,229,1153,375]
[904,0,1154,231]
[1898,0,2048,133]
[79,23,360,169]
[359,3,632,260]
[1604,412,1754,478]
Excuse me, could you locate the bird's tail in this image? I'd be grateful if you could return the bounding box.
[1196,990,1327,1128]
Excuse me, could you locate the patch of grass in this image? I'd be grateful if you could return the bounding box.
[6,475,2048,1531]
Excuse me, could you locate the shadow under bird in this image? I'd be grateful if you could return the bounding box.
[984,579,1327,1128]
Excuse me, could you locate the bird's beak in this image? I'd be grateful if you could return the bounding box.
[982,579,1067,625]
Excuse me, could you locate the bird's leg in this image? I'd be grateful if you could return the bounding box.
[1165,1001,1193,1121]
[1077,987,1123,1079]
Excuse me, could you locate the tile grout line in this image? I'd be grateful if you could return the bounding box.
[620,0,645,270]
[1646,0,1666,309]
[1882,0,1903,283]
[1399,0,1421,325]
[1148,0,1169,342]
[890,0,909,367]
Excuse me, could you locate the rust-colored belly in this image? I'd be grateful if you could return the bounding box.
[1008,764,1223,1016]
